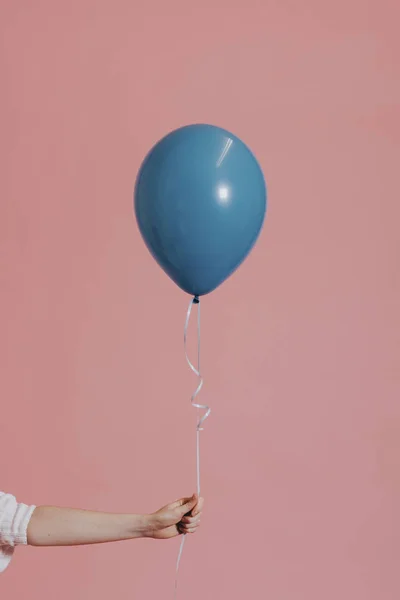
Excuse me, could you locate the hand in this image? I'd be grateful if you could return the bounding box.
[144,494,204,539]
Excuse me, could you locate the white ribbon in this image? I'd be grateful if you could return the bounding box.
[174,296,211,598]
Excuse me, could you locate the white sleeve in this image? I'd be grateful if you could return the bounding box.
[0,492,36,573]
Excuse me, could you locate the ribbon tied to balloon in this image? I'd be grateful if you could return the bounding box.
[134,124,267,595]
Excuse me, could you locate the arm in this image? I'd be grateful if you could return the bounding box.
[27,494,203,547]
[27,507,148,546]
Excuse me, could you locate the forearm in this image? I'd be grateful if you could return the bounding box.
[27,506,149,547]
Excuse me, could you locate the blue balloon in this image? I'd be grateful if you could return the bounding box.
[134,124,267,297]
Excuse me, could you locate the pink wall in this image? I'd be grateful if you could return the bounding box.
[1,1,399,598]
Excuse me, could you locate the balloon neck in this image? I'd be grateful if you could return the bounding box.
[193,295,200,304]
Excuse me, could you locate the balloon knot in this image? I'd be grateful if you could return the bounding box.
[193,296,200,304]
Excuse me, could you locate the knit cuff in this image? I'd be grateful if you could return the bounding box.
[0,493,36,573]
[0,493,36,547]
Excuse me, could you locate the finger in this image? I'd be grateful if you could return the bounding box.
[179,524,199,534]
[176,494,198,518]
[169,496,195,511]
[179,517,201,528]
[169,493,197,512]
[178,517,200,531]
[191,496,204,517]
[181,514,201,525]
[180,523,200,533]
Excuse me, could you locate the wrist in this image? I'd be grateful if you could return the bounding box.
[128,514,153,539]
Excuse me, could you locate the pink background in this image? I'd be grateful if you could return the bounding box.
[1,1,399,598]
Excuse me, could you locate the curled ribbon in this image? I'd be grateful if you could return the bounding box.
[174,296,211,598]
